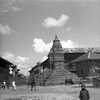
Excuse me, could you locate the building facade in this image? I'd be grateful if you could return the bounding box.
[29,35,100,84]
[72,52,100,78]
[0,57,16,83]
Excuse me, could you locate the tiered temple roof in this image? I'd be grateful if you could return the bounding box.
[48,35,64,62]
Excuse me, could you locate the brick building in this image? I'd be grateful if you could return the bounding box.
[72,52,100,78]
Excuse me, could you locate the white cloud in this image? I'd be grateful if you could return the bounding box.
[15,56,32,76]
[0,0,22,12]
[0,24,13,35]
[0,6,21,12]
[17,63,32,76]
[12,6,21,11]
[17,63,28,69]
[2,52,14,62]
[2,52,29,64]
[14,56,29,64]
[1,52,31,75]
[32,38,81,54]
[32,38,53,53]
[42,14,69,28]
[61,40,82,48]
[41,56,48,62]
[16,59,34,76]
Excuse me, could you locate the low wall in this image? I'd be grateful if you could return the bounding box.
[93,77,100,87]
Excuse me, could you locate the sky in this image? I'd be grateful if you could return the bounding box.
[0,0,100,76]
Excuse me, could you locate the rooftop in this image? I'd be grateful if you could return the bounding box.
[64,47,100,53]
[72,52,100,63]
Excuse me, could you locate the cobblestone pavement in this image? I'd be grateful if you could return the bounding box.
[0,84,100,100]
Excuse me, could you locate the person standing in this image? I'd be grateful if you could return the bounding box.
[2,80,6,89]
[79,84,90,100]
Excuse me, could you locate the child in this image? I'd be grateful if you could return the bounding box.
[79,84,90,100]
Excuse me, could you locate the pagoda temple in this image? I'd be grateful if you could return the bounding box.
[29,35,80,85]
[29,35,100,85]
[48,35,65,70]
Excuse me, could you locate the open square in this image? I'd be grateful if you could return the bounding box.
[1,84,100,100]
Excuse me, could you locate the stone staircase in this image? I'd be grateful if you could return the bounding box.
[44,65,79,85]
[35,70,53,86]
[35,65,79,86]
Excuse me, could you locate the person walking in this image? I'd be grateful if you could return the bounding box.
[79,84,90,100]
[6,80,10,89]
[12,81,16,91]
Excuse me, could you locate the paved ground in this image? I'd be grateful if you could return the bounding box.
[0,84,100,100]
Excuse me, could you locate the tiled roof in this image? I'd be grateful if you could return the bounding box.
[64,47,100,53]
[72,52,100,63]
[0,57,13,65]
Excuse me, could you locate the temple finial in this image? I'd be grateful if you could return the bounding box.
[54,34,58,40]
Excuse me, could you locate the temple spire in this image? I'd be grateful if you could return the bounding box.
[54,34,59,41]
[48,35,64,70]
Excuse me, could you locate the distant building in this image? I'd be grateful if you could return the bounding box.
[72,52,100,78]
[29,35,100,84]
[0,57,16,83]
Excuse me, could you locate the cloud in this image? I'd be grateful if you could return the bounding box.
[12,6,21,11]
[2,52,14,62]
[41,56,48,62]
[16,62,32,76]
[17,64,28,73]
[0,0,22,12]
[32,38,81,54]
[32,38,53,53]
[14,56,29,64]
[0,5,21,12]
[2,52,29,64]
[42,14,69,28]
[15,58,33,76]
[0,24,13,35]
[61,40,82,48]
[14,56,32,76]
[1,52,31,76]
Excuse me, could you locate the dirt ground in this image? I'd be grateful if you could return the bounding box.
[0,84,100,100]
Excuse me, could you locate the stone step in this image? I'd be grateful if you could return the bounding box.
[44,65,79,85]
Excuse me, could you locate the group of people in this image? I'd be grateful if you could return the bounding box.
[2,80,16,91]
[2,79,90,100]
